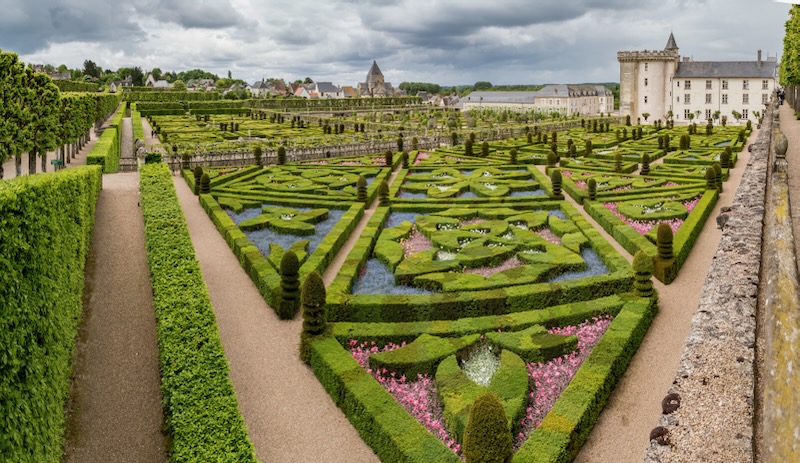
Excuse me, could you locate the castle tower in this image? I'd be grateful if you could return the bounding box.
[617,34,680,122]
[366,60,385,95]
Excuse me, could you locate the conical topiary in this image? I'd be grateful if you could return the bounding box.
[465,139,474,157]
[550,169,562,197]
[481,141,489,157]
[640,153,650,176]
[705,167,716,189]
[300,271,328,364]
[547,151,557,168]
[384,150,393,167]
[254,146,263,166]
[632,250,654,298]
[378,180,390,206]
[722,146,733,168]
[199,173,211,194]
[356,175,368,203]
[397,136,404,153]
[509,148,517,165]
[193,166,204,195]
[277,251,300,319]
[402,151,409,169]
[463,392,513,463]
[587,178,597,201]
[277,145,287,165]
[657,223,673,260]
[614,152,622,172]
[584,140,592,156]
[712,162,722,192]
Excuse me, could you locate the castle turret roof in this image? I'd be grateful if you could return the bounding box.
[665,32,678,51]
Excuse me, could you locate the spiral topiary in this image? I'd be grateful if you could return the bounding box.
[509,148,517,165]
[384,150,393,167]
[587,178,597,201]
[632,250,654,297]
[277,251,301,319]
[640,153,651,176]
[378,180,390,206]
[300,271,328,364]
[550,169,562,197]
[656,223,673,260]
[463,392,512,463]
[193,166,204,195]
[199,173,211,194]
[356,175,367,203]
[277,145,286,165]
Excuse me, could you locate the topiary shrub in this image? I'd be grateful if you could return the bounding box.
[706,122,713,135]
[378,180,390,206]
[277,145,286,165]
[720,149,731,169]
[705,167,716,189]
[738,129,745,143]
[712,162,722,192]
[547,151,557,168]
[640,153,650,176]
[412,137,418,151]
[587,178,597,201]
[356,175,367,203]
[509,148,517,165]
[657,223,673,260]
[200,173,211,194]
[550,169,562,197]
[451,132,458,146]
[663,134,671,152]
[657,135,664,150]
[625,114,631,126]
[181,153,190,170]
[614,152,622,172]
[402,151,409,169]
[526,133,533,144]
[481,141,489,157]
[277,251,301,319]
[469,132,476,143]
[193,166,204,195]
[397,136,404,152]
[300,271,328,364]
[746,119,752,131]
[463,392,512,463]
[632,250,654,298]
[254,146,263,166]
[584,139,592,156]
[384,150,394,167]
[551,131,557,143]
[464,139,473,157]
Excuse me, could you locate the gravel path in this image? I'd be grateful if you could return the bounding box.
[120,117,134,159]
[173,176,379,463]
[780,104,800,269]
[62,170,167,463]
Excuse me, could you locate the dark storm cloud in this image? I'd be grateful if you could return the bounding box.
[0,1,142,54]
[133,0,253,30]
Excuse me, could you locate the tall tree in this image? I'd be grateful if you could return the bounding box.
[130,66,144,86]
[0,51,33,179]
[26,72,61,174]
[150,67,162,81]
[83,59,100,79]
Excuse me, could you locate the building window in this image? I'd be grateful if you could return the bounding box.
[722,80,728,90]
[706,80,712,90]
[743,94,749,104]
[677,96,680,102]
[684,109,691,119]
[644,96,648,103]
[743,80,749,90]
[705,109,712,120]
[722,94,728,104]
[705,93,712,104]
[684,80,691,90]
[644,78,648,86]
[763,93,769,104]
[743,109,749,120]
[677,81,680,87]
[684,94,691,104]
[645,63,649,71]
[762,80,769,90]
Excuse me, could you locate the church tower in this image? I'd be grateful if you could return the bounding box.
[366,60,385,96]
[617,34,680,122]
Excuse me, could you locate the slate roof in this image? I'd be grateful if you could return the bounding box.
[674,61,778,79]
[316,82,341,94]
[463,91,537,104]
[665,32,679,51]
[367,60,383,78]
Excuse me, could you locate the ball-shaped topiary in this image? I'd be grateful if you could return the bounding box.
[509,148,518,165]
[277,251,301,319]
[656,223,673,260]
[300,271,328,364]
[640,153,651,176]
[632,250,655,298]
[587,178,597,201]
[463,392,513,463]
[199,173,211,194]
[550,169,562,197]
[378,180,390,206]
[356,175,368,203]
[193,166,204,195]
[277,145,287,165]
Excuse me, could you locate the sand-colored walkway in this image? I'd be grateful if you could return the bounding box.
[779,103,800,265]
[574,128,757,462]
[173,177,379,462]
[62,117,167,462]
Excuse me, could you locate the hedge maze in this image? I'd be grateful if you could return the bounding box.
[186,117,746,462]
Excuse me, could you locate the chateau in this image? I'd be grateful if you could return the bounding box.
[618,33,778,125]
[461,85,613,116]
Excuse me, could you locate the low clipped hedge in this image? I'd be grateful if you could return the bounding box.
[0,166,102,463]
[131,103,144,143]
[86,102,125,172]
[139,163,257,462]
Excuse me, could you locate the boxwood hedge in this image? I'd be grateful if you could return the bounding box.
[139,163,257,462]
[86,102,125,173]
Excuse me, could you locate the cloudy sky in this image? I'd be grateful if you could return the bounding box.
[0,0,790,86]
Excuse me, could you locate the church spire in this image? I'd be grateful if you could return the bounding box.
[367,60,383,78]
[665,32,678,51]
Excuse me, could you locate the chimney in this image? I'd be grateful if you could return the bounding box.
[758,50,762,67]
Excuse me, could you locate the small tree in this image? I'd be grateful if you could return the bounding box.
[731,110,742,124]
[550,169,562,197]
[721,115,728,127]
[632,251,654,298]
[657,223,673,260]
[625,114,631,126]
[299,271,328,364]
[463,392,513,463]
[193,166,204,195]
[378,180,390,206]
[642,112,650,122]
[277,251,301,319]
[356,175,368,202]
[199,173,211,194]
[277,145,287,164]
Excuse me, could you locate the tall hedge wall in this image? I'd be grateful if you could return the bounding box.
[139,163,257,462]
[86,103,125,173]
[0,166,103,463]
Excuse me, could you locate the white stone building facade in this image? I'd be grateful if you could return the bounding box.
[461,85,613,116]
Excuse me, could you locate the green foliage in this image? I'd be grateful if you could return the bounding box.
[370,333,480,378]
[712,162,722,192]
[465,139,474,157]
[254,146,263,166]
[385,150,394,167]
[194,167,204,195]
[632,251,654,298]
[379,180,390,206]
[402,151,409,169]
[614,152,622,172]
[357,175,368,203]
[550,169,562,197]
[720,149,731,169]
[144,152,162,164]
[200,173,211,194]
[509,148,518,165]
[625,115,631,126]
[278,145,287,164]
[86,103,125,173]
[463,393,513,463]
[547,151,557,168]
[481,141,489,157]
[397,136,404,152]
[139,163,257,462]
[587,178,597,201]
[656,223,674,260]
[0,166,101,463]
[278,251,301,319]
[640,153,650,176]
[705,167,717,189]
[301,271,328,363]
